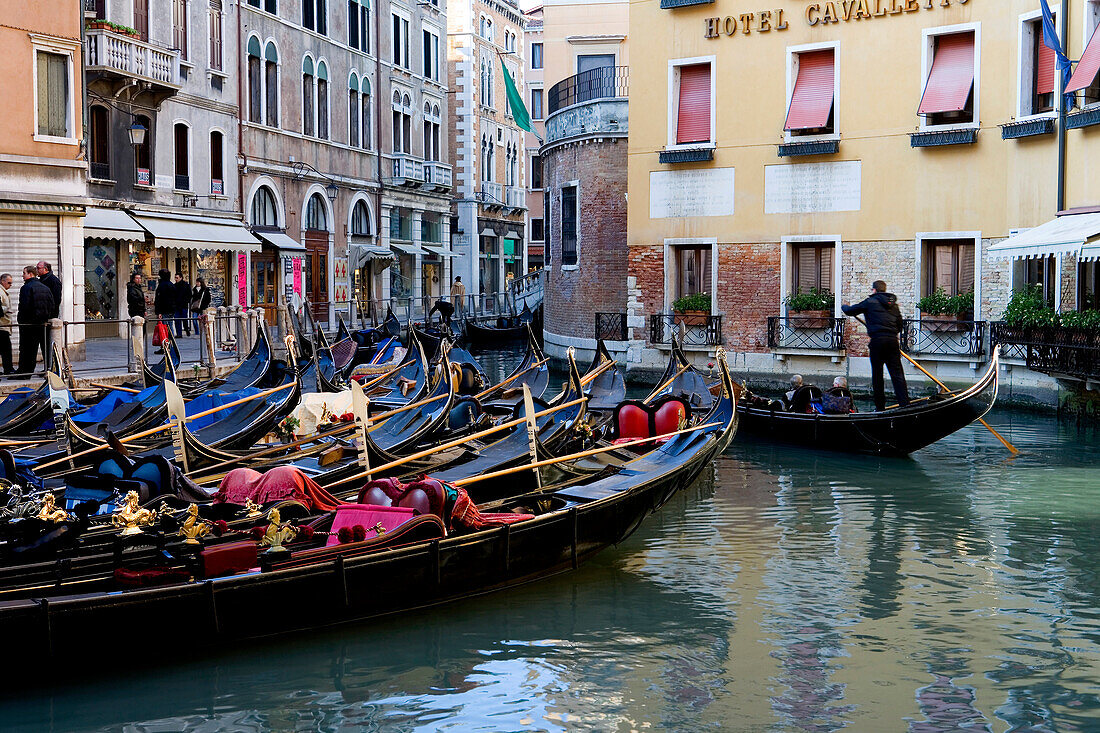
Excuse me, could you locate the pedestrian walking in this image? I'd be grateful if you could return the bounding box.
[173,272,192,337]
[0,273,15,374]
[841,280,910,412]
[17,266,54,377]
[190,277,211,335]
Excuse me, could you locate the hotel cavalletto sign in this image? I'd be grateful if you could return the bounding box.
[704,0,970,38]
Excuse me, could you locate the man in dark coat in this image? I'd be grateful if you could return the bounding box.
[173,272,192,337]
[36,261,62,319]
[842,280,910,412]
[18,266,55,377]
[127,272,147,319]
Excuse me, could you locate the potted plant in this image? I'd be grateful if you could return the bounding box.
[672,292,711,327]
[918,287,971,332]
[784,287,835,328]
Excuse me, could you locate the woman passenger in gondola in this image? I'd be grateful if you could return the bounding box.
[823,376,858,414]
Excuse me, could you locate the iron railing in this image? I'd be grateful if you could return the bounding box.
[595,312,627,341]
[767,316,846,351]
[990,322,1100,379]
[900,319,985,357]
[650,314,722,346]
[547,66,629,115]
[90,162,110,180]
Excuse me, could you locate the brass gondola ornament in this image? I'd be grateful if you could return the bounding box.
[111,490,160,536]
[178,504,211,545]
[36,493,71,523]
[242,498,264,518]
[258,507,298,553]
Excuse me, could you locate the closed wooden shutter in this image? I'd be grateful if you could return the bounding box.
[1068,24,1100,93]
[1036,28,1057,96]
[265,61,278,127]
[958,243,975,293]
[37,52,68,138]
[918,32,975,115]
[676,64,711,145]
[933,244,954,292]
[793,245,833,292]
[785,50,835,131]
[0,214,60,350]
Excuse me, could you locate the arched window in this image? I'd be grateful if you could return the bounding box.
[173,122,190,190]
[348,73,360,148]
[305,192,328,231]
[247,37,262,123]
[351,200,372,237]
[303,56,315,136]
[250,185,279,227]
[316,60,329,140]
[422,102,440,162]
[361,78,372,150]
[401,94,411,154]
[264,42,279,127]
[89,105,110,180]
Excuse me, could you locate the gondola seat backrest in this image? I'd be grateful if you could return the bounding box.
[448,396,482,431]
[613,397,691,441]
[789,385,824,414]
[615,402,650,440]
[459,364,481,394]
[326,503,416,546]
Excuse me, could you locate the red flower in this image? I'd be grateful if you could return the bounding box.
[337,526,353,544]
[352,524,367,542]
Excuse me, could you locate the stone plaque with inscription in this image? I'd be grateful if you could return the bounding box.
[764,161,862,214]
[650,168,735,219]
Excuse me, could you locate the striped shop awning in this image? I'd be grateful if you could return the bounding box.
[1067,25,1100,93]
[988,213,1100,261]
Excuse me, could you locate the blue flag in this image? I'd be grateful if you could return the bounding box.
[1040,0,1075,109]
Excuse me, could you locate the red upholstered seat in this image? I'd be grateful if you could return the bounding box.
[201,541,259,579]
[654,400,687,435]
[616,404,651,440]
[327,504,416,546]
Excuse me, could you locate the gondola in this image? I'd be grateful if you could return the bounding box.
[0,349,737,673]
[478,326,550,414]
[579,340,627,424]
[0,353,75,438]
[359,333,430,411]
[411,322,451,360]
[177,322,274,397]
[141,327,182,388]
[463,304,536,347]
[298,326,347,394]
[343,309,402,371]
[736,346,1001,455]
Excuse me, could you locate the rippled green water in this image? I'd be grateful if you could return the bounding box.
[4,352,1100,731]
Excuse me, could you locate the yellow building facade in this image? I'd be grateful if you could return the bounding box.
[624,0,1100,393]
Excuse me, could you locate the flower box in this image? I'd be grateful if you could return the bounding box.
[789,309,832,329]
[674,309,709,327]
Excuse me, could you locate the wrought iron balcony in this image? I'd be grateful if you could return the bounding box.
[767,316,846,352]
[392,154,425,185]
[650,314,722,347]
[900,319,985,358]
[85,29,181,94]
[425,162,452,189]
[548,66,629,115]
[990,322,1100,380]
[595,312,627,341]
[505,185,525,210]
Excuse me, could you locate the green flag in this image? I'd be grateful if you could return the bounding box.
[500,59,533,134]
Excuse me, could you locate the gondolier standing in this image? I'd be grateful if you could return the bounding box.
[842,280,910,412]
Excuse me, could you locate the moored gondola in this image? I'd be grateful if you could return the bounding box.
[736,347,1000,455]
[463,304,536,347]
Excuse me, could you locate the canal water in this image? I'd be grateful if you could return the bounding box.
[4,352,1100,731]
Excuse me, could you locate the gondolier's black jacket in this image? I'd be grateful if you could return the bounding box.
[842,292,903,339]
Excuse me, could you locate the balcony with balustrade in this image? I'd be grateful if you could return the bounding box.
[85,28,181,102]
[479,181,504,209]
[505,186,526,211]
[392,154,425,186]
[425,162,452,191]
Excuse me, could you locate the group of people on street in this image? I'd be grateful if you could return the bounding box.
[126,269,211,340]
[0,262,62,378]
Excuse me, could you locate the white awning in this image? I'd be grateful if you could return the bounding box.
[422,244,457,258]
[84,207,145,242]
[479,228,497,238]
[256,230,306,252]
[132,211,262,253]
[391,241,426,255]
[504,230,521,240]
[988,213,1100,260]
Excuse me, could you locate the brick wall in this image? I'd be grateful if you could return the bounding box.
[544,138,628,340]
[981,237,1012,321]
[717,243,781,353]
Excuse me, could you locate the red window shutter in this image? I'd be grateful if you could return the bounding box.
[785,50,835,131]
[1036,31,1056,96]
[918,32,975,115]
[676,64,711,145]
[1067,24,1100,93]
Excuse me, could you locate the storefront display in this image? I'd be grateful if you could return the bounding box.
[85,243,118,320]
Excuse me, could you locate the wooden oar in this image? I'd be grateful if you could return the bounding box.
[89,382,141,394]
[187,422,358,478]
[850,315,1018,455]
[323,396,589,491]
[579,358,616,388]
[367,391,449,426]
[454,421,723,487]
[473,357,549,400]
[643,363,692,403]
[356,359,411,391]
[35,381,298,472]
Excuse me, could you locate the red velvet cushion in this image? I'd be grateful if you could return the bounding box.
[617,404,650,439]
[654,401,687,436]
[114,566,191,588]
[201,541,259,579]
[327,504,416,546]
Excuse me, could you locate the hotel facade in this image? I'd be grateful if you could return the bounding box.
[542,0,1100,400]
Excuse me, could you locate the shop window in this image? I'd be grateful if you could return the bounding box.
[209,130,223,194]
[671,62,712,146]
[173,122,190,190]
[785,48,835,137]
[919,30,976,127]
[675,245,711,301]
[89,105,110,180]
[923,239,975,299]
[791,243,834,296]
[561,185,577,266]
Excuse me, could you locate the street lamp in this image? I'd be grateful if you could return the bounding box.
[325,181,339,202]
[127,120,146,147]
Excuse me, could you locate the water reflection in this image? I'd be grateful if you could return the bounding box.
[4,411,1100,731]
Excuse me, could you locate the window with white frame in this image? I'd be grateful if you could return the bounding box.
[669,60,713,147]
[303,56,315,136]
[423,28,440,81]
[251,185,279,227]
[785,46,836,137]
[361,78,372,149]
[35,48,74,141]
[530,154,541,189]
[392,13,410,69]
[173,0,188,61]
[1078,260,1100,309]
[303,0,327,35]
[247,0,277,13]
[1074,1,1100,106]
[209,0,223,71]
[531,43,543,69]
[674,245,712,301]
[423,102,440,161]
[480,53,495,108]
[918,28,978,128]
[391,91,411,153]
[349,73,361,147]
[209,130,224,194]
[530,88,543,120]
[1020,12,1057,117]
[347,0,370,53]
[247,37,262,122]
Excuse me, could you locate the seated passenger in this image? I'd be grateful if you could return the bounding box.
[822,376,857,414]
[782,375,803,410]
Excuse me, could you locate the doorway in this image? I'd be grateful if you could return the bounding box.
[251,251,277,325]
